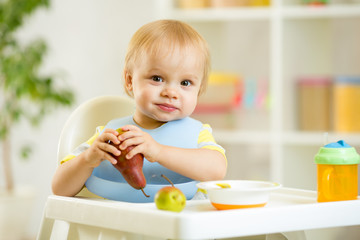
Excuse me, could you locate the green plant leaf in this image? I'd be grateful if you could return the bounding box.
[20,145,32,160]
[0,0,74,191]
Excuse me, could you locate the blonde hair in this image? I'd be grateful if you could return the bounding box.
[124,19,210,96]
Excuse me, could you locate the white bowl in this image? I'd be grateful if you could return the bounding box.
[196,180,281,210]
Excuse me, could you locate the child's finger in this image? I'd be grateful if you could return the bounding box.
[124,145,142,159]
[121,124,140,132]
[118,128,144,142]
[119,136,144,151]
[103,128,120,136]
[99,142,121,156]
[103,153,118,165]
[100,132,120,144]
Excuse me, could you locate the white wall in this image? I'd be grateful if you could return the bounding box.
[5,1,360,239]
[6,0,160,237]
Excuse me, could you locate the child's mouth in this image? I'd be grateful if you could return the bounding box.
[157,103,177,112]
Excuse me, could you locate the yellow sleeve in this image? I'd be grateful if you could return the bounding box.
[60,126,105,165]
[60,154,76,165]
[198,124,227,163]
[85,126,105,145]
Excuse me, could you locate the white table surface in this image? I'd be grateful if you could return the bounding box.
[42,187,360,239]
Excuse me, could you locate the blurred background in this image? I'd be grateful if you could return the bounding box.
[1,0,360,239]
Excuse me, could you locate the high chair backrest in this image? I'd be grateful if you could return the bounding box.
[57,95,135,164]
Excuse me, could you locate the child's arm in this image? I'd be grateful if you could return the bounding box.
[119,125,227,181]
[151,147,226,181]
[51,129,121,196]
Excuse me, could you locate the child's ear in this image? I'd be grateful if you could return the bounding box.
[124,71,133,92]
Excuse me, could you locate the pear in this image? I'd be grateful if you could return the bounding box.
[154,174,186,212]
[111,128,149,197]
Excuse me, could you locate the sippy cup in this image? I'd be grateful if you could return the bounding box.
[315,140,360,202]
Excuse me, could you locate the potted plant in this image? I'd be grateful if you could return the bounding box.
[0,0,74,238]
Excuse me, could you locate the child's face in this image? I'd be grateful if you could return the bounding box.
[125,46,204,129]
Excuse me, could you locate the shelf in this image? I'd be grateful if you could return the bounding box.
[282,5,360,19]
[283,132,360,146]
[171,7,271,21]
[164,0,360,186]
[214,129,360,146]
[171,5,360,21]
[213,129,270,144]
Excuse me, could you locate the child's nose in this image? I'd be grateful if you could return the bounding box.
[161,86,178,99]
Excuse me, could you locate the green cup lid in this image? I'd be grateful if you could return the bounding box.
[315,140,360,165]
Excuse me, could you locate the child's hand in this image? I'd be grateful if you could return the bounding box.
[118,125,162,163]
[83,128,121,168]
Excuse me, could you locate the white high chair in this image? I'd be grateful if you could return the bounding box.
[40,95,360,240]
[37,95,360,240]
[37,95,135,239]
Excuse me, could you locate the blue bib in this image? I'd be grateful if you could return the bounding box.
[85,116,202,202]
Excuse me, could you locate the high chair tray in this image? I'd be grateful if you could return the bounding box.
[42,188,360,239]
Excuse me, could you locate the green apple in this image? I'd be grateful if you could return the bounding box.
[154,186,186,212]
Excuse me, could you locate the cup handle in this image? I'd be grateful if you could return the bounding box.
[322,167,334,200]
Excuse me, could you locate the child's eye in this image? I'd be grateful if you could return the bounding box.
[152,76,163,82]
[181,80,191,87]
